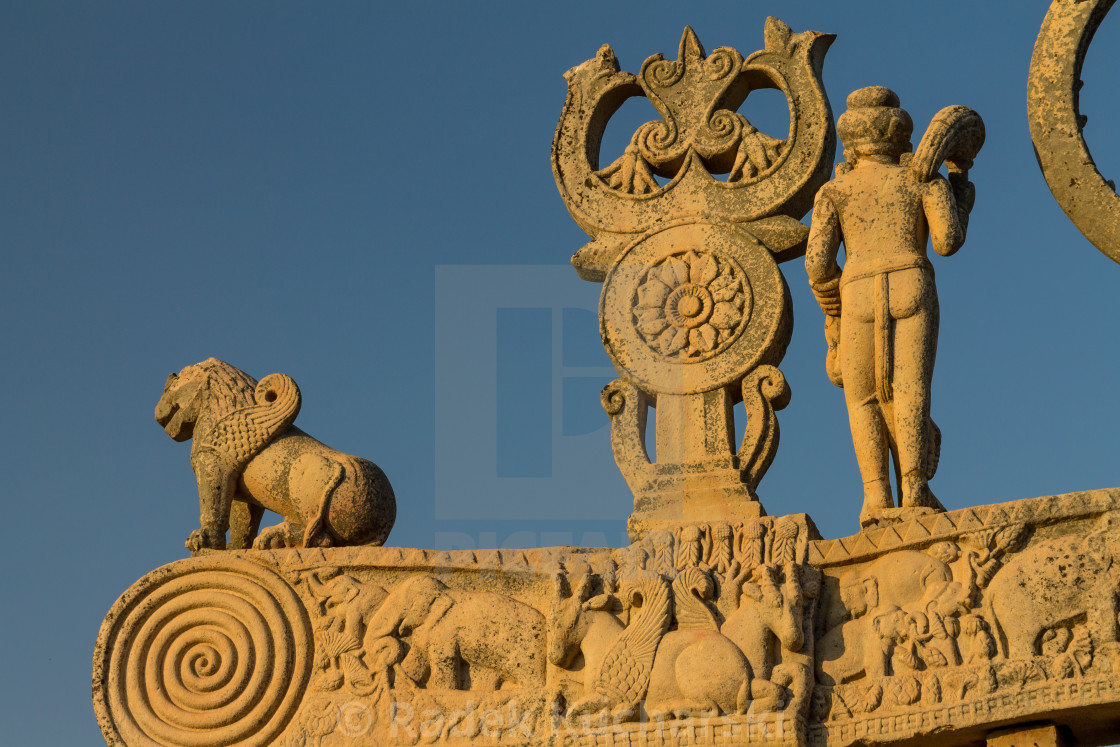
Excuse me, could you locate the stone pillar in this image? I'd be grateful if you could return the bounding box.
[988,724,1073,747]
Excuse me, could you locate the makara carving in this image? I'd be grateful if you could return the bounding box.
[806,87,983,528]
[555,19,836,539]
[155,358,396,551]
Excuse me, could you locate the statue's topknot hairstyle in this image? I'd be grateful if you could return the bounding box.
[837,86,913,162]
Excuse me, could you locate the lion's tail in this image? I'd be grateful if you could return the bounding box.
[302,459,345,548]
[336,454,396,546]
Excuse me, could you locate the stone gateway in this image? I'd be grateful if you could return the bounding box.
[94,7,1120,747]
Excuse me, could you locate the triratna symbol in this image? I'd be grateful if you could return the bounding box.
[553,18,836,539]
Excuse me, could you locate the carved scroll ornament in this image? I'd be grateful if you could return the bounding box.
[93,557,313,746]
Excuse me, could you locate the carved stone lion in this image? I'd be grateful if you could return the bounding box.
[155,358,396,551]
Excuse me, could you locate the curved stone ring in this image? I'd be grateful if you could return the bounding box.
[1028,0,1120,265]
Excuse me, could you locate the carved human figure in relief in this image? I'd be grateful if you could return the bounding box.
[806,87,982,527]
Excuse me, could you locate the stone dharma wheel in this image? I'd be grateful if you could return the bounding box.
[92,556,313,747]
[600,220,790,396]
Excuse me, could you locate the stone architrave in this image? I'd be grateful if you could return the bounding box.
[93,489,1120,746]
[553,19,836,540]
[809,490,1120,747]
[96,516,826,746]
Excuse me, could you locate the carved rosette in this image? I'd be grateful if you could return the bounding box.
[602,221,789,396]
[632,249,751,362]
[93,556,313,747]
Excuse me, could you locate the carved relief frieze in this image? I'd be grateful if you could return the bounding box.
[809,490,1120,747]
[94,490,1120,746]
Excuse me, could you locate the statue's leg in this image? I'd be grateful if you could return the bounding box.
[840,278,893,523]
[187,450,237,550]
[253,520,305,549]
[888,269,939,509]
[228,501,264,549]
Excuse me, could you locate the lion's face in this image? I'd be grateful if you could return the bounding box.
[155,365,209,442]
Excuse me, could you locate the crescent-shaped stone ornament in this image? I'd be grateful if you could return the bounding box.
[1028,0,1120,266]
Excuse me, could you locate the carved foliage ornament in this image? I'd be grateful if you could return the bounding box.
[601,30,787,193]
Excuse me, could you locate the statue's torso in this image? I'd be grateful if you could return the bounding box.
[826,162,933,285]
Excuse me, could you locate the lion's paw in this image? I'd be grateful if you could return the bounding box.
[186,526,226,551]
[253,522,301,550]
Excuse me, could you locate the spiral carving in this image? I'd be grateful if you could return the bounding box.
[94,557,312,747]
[601,380,627,416]
[637,119,678,159]
[754,365,792,409]
[707,110,739,140]
[647,58,684,88]
[738,364,790,491]
[255,372,300,409]
[706,48,737,80]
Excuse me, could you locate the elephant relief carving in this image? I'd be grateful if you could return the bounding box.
[817,549,970,685]
[301,569,392,693]
[365,576,546,691]
[987,514,1120,661]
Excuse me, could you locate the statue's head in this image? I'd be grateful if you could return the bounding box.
[837,86,913,164]
[155,364,211,441]
[154,358,257,442]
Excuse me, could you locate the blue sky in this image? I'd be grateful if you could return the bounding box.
[2,2,1119,743]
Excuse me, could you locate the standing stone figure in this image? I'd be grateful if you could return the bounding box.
[805,87,982,527]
